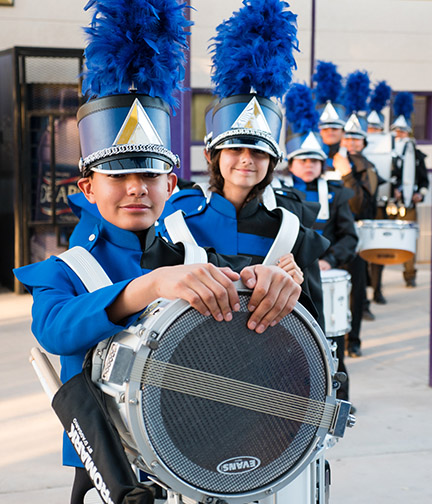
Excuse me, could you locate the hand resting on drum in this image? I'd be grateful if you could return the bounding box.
[276,253,304,285]
[106,263,300,334]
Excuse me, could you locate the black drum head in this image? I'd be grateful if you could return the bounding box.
[138,295,330,496]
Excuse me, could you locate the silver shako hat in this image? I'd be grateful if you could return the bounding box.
[341,70,371,139]
[205,0,299,162]
[284,83,326,161]
[367,81,392,131]
[77,0,192,175]
[390,92,414,133]
[344,113,368,139]
[313,61,346,130]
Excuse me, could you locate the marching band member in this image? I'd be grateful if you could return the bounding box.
[367,81,392,135]
[157,0,330,330]
[366,80,393,305]
[13,2,302,502]
[332,71,381,357]
[312,61,346,169]
[282,82,358,403]
[390,92,429,287]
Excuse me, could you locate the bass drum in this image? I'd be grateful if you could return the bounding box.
[91,291,353,504]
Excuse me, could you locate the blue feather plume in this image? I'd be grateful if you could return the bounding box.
[209,0,299,100]
[342,70,370,114]
[312,61,343,104]
[369,81,391,113]
[284,83,319,134]
[81,0,192,109]
[393,91,414,119]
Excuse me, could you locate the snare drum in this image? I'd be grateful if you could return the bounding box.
[356,219,418,265]
[320,269,352,338]
[91,291,354,504]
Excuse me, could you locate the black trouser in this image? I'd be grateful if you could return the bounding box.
[71,467,94,504]
[346,254,367,349]
[368,207,386,296]
[399,208,418,282]
[370,263,384,294]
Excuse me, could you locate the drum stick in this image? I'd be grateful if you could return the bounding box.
[29,347,62,401]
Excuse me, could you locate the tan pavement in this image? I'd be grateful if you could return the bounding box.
[0,263,431,503]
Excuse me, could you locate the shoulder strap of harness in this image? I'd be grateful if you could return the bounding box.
[317,177,330,220]
[164,210,198,245]
[262,207,300,266]
[164,199,299,267]
[164,210,208,264]
[262,185,278,210]
[59,233,207,293]
[59,246,113,292]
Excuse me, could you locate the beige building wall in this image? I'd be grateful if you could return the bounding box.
[0,2,88,50]
[0,0,429,258]
[191,0,432,91]
[1,1,429,93]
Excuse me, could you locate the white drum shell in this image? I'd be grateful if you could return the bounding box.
[258,443,328,504]
[91,297,341,504]
[356,219,418,265]
[320,269,352,338]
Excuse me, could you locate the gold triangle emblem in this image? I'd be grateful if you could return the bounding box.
[231,97,272,133]
[113,98,163,146]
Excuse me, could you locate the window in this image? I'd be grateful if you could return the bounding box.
[391,92,432,144]
[191,90,214,144]
[412,93,432,143]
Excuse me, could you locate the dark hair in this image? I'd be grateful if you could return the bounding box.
[207,149,277,207]
[81,168,93,178]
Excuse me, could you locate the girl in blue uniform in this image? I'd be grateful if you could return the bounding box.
[157,0,329,329]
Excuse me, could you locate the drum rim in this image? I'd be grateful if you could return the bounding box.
[320,269,351,282]
[357,219,418,230]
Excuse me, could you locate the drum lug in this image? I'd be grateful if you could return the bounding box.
[145,331,160,350]
[334,372,347,384]
[332,372,347,391]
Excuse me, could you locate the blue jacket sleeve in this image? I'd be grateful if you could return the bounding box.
[14,257,138,357]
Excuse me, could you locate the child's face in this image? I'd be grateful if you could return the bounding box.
[219,147,270,194]
[395,128,409,140]
[320,127,343,146]
[78,171,177,232]
[290,158,322,183]
[341,136,365,154]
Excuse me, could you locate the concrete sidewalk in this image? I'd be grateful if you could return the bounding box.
[0,263,431,503]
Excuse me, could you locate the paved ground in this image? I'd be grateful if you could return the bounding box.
[0,263,431,503]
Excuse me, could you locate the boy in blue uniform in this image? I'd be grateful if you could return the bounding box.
[14,89,300,504]
[13,2,301,502]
